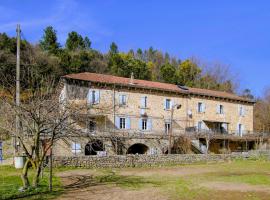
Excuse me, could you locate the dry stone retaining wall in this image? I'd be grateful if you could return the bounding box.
[53,151,270,168]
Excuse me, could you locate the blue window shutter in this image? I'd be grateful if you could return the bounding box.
[95,90,100,103]
[139,118,142,130]
[126,117,131,129]
[216,105,220,114]
[140,97,145,108]
[87,89,93,104]
[147,119,152,130]
[115,116,120,129]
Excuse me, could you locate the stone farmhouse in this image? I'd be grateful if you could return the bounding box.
[53,72,256,156]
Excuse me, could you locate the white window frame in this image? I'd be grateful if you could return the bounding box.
[119,117,126,129]
[142,118,148,130]
[72,142,81,155]
[119,94,127,106]
[219,105,224,114]
[165,122,171,134]
[198,102,203,113]
[239,105,245,116]
[165,99,171,110]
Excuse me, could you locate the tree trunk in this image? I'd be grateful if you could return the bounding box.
[21,159,30,189]
[32,163,42,188]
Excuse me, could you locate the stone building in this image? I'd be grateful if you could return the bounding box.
[53,72,256,156]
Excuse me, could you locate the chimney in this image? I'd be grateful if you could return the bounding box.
[129,72,134,85]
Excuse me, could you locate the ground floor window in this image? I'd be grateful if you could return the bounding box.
[71,142,81,155]
[120,117,126,129]
[89,120,96,133]
[165,122,171,134]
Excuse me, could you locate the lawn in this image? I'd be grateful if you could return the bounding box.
[0,165,62,200]
[1,159,270,200]
[56,159,270,200]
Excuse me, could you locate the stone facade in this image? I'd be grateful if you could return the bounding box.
[55,73,255,156]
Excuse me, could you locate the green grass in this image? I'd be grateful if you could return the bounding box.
[0,165,63,200]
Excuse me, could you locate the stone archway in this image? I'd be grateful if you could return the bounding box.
[127,143,149,154]
[85,139,104,155]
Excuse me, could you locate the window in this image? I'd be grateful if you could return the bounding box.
[165,99,171,110]
[165,122,171,134]
[142,119,147,130]
[198,102,203,113]
[89,121,96,133]
[139,118,152,131]
[119,94,127,106]
[218,105,224,114]
[87,89,100,104]
[239,106,245,116]
[72,142,81,155]
[120,117,126,129]
[141,96,147,108]
[238,124,243,136]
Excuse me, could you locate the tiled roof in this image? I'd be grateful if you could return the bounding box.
[63,72,254,103]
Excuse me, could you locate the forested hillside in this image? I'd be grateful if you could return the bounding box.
[0,26,242,96]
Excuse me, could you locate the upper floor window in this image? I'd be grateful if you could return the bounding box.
[165,121,171,134]
[120,117,126,129]
[139,118,152,131]
[140,96,147,108]
[116,116,131,130]
[142,119,147,130]
[239,105,245,116]
[165,99,172,110]
[237,123,244,136]
[217,104,224,114]
[198,102,205,113]
[87,89,100,104]
[119,94,127,106]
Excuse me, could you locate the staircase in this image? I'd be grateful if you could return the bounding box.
[191,140,207,154]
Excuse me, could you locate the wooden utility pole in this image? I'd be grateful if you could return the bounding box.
[14,24,21,157]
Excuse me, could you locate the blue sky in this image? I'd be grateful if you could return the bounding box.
[0,0,269,97]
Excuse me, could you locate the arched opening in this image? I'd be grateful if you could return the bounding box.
[85,140,104,155]
[127,143,149,154]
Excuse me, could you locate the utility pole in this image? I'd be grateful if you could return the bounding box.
[168,104,181,154]
[14,24,21,158]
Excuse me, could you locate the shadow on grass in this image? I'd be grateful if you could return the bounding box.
[62,171,164,192]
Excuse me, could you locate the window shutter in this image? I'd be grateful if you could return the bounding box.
[87,89,93,104]
[242,107,245,116]
[115,116,120,129]
[164,99,167,110]
[95,90,100,103]
[203,103,206,112]
[171,100,174,109]
[139,118,143,130]
[126,117,131,129]
[238,105,241,115]
[140,97,145,108]
[119,95,122,105]
[147,119,152,130]
[216,105,220,114]
[242,125,245,135]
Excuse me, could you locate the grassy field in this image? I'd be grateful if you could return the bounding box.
[56,159,270,200]
[0,165,62,200]
[1,159,270,200]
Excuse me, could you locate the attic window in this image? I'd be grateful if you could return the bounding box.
[177,85,189,90]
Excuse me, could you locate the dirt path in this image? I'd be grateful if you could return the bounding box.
[56,170,167,200]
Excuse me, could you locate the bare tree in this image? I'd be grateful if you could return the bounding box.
[0,80,82,189]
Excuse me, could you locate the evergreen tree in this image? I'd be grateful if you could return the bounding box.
[39,26,60,54]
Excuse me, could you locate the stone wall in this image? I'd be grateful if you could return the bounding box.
[53,151,270,168]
